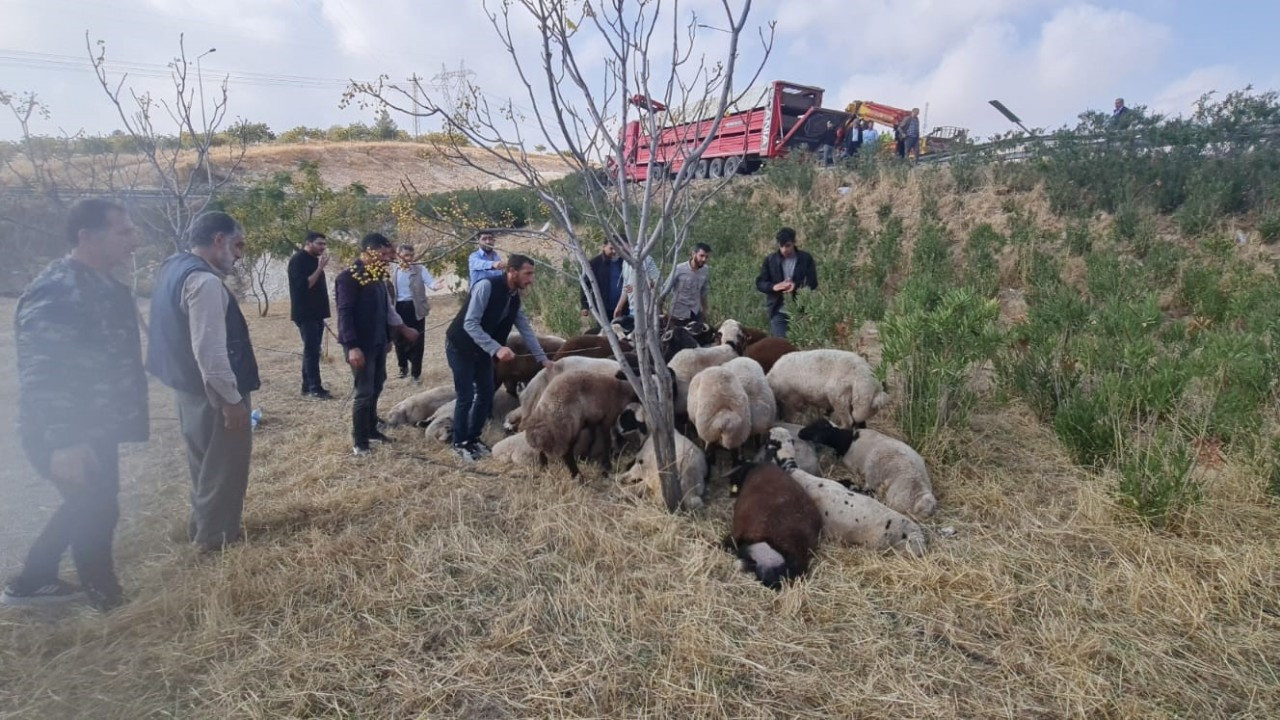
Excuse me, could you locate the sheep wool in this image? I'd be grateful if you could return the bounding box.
[618,431,707,510]
[800,419,938,519]
[385,384,456,427]
[686,366,752,453]
[766,427,926,555]
[767,349,888,428]
[751,423,821,475]
[523,369,637,477]
[723,356,777,438]
[491,431,541,464]
[727,463,823,589]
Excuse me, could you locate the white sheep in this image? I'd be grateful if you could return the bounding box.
[751,423,821,475]
[423,400,455,444]
[385,385,456,427]
[799,418,937,519]
[686,365,752,471]
[767,349,889,428]
[617,430,707,510]
[491,431,541,464]
[723,356,777,439]
[668,344,738,415]
[765,427,926,555]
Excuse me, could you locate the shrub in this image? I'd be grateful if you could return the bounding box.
[1113,425,1202,531]
[880,288,1002,451]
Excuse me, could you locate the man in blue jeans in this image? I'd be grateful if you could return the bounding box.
[287,231,333,399]
[445,254,552,462]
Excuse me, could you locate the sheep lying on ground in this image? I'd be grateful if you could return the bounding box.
[617,427,707,510]
[767,349,889,428]
[724,463,823,590]
[423,401,455,444]
[491,431,541,464]
[800,418,937,519]
[385,385,455,427]
[751,423,821,475]
[687,366,752,474]
[745,337,797,374]
[523,369,638,478]
[765,427,926,555]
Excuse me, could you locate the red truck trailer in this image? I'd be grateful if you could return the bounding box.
[614,80,853,182]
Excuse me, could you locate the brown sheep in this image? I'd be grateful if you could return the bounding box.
[495,333,566,396]
[523,370,638,478]
[724,463,823,590]
[553,334,634,361]
[745,337,798,374]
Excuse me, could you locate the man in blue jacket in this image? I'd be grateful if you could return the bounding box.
[755,227,818,338]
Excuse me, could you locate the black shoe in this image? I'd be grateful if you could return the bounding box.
[0,579,84,607]
[83,585,126,613]
[307,388,335,400]
[376,418,390,433]
[469,439,493,458]
[452,442,478,463]
[397,368,409,379]
[369,431,395,445]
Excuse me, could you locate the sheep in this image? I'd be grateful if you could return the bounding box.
[723,462,823,590]
[496,333,567,396]
[723,356,777,440]
[553,334,633,361]
[504,356,624,433]
[712,318,748,355]
[767,349,889,428]
[617,429,707,510]
[522,369,638,478]
[667,344,739,415]
[385,384,455,427]
[799,418,937,519]
[491,431,541,464]
[423,400,455,444]
[751,423,821,475]
[686,366,753,477]
[742,325,769,346]
[764,427,926,555]
[745,337,797,374]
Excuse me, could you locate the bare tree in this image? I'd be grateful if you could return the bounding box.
[347,0,772,510]
[87,32,248,250]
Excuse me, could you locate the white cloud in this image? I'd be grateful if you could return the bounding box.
[1150,65,1247,117]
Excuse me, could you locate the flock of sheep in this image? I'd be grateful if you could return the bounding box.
[385,318,938,589]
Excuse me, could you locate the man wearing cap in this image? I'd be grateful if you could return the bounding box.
[755,227,818,338]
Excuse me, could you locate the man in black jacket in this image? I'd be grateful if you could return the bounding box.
[755,227,818,338]
[334,233,418,456]
[4,199,148,611]
[579,239,623,329]
[287,231,333,399]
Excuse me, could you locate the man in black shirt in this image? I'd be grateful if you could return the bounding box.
[755,227,818,338]
[287,231,333,399]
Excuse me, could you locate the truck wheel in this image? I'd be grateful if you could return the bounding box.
[709,158,724,178]
[722,156,741,176]
[694,160,708,179]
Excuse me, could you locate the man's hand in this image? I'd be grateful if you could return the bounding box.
[317,253,329,270]
[347,347,366,371]
[399,326,420,344]
[494,259,506,271]
[773,280,794,292]
[49,444,97,493]
[541,360,555,371]
[222,403,250,431]
[495,346,515,362]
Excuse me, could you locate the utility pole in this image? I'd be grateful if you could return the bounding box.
[409,73,421,137]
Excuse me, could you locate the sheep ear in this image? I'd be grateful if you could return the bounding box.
[661,329,674,342]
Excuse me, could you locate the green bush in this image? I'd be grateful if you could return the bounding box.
[1113,425,1201,531]
[880,288,1002,450]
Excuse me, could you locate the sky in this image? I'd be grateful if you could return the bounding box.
[0,0,1277,144]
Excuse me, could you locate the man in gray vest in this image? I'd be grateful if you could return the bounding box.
[146,212,259,554]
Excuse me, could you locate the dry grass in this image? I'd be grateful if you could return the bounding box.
[0,142,574,196]
[1,282,1279,716]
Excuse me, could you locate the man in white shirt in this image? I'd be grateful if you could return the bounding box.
[392,243,439,384]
